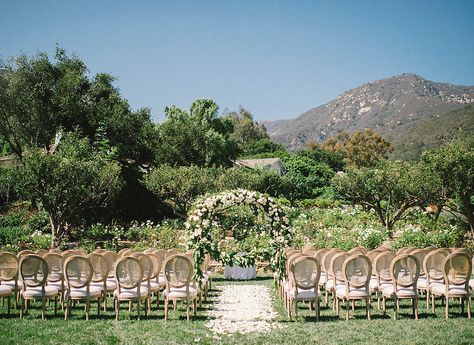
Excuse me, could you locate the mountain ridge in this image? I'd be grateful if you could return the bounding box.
[265,73,474,158]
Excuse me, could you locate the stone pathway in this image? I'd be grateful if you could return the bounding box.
[205,284,283,335]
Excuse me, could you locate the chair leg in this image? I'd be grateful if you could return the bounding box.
[7,295,10,316]
[432,293,435,313]
[157,291,160,309]
[164,297,169,320]
[193,298,197,317]
[461,297,465,315]
[295,300,298,318]
[54,296,58,316]
[137,298,141,320]
[445,296,449,319]
[383,296,386,317]
[414,298,418,320]
[426,289,429,310]
[288,299,292,320]
[367,297,371,320]
[345,299,349,321]
[393,297,397,320]
[20,296,24,319]
[41,296,46,320]
[352,300,355,311]
[316,298,320,321]
[85,298,90,321]
[98,298,101,316]
[186,298,190,321]
[468,295,471,319]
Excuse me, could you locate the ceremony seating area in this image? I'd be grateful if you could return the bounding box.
[0,248,213,321]
[281,246,473,321]
[0,245,472,326]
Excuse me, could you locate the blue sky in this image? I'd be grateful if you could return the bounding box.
[1,0,473,121]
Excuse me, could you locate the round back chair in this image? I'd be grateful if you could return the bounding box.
[147,253,162,281]
[163,254,193,289]
[49,248,62,255]
[102,251,117,278]
[0,252,19,284]
[89,253,110,284]
[115,256,144,291]
[93,249,107,254]
[302,248,318,257]
[314,248,330,266]
[43,253,63,285]
[343,254,372,289]
[290,256,321,291]
[330,252,350,285]
[19,255,49,288]
[17,250,35,258]
[374,251,396,283]
[391,254,420,288]
[321,249,343,276]
[348,246,367,255]
[423,248,450,283]
[166,248,180,257]
[117,248,131,258]
[442,252,472,288]
[64,256,93,289]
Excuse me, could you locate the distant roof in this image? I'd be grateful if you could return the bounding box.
[234,158,283,169]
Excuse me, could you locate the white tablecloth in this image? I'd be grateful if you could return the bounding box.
[224,265,257,280]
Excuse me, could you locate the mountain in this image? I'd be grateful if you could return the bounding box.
[267,74,474,158]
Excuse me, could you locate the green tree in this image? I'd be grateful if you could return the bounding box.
[298,147,345,172]
[144,165,218,218]
[321,130,393,167]
[422,137,474,235]
[16,134,122,246]
[0,48,157,221]
[333,160,442,237]
[282,155,334,202]
[156,99,238,167]
[222,106,269,149]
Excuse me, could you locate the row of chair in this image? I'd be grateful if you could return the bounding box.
[281,246,473,321]
[0,248,214,320]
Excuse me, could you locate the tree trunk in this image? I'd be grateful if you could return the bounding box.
[48,213,62,248]
[460,194,474,237]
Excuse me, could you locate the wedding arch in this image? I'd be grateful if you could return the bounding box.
[185,189,293,286]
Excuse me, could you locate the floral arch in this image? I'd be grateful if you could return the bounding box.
[185,189,293,285]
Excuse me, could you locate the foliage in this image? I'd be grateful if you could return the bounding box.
[392,223,464,250]
[321,129,393,167]
[222,107,269,152]
[298,147,345,172]
[422,137,474,234]
[15,133,122,246]
[185,189,292,286]
[333,160,443,237]
[240,139,287,158]
[281,155,334,201]
[144,165,218,218]
[156,99,239,167]
[0,48,158,222]
[0,166,15,210]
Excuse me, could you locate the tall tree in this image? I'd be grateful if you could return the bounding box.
[321,129,393,167]
[156,99,238,167]
[333,160,442,238]
[422,137,474,235]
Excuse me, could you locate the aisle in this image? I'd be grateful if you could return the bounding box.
[206,284,282,335]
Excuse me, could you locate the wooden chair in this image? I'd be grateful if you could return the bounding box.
[0,252,20,307]
[64,256,102,320]
[335,254,372,320]
[431,252,472,319]
[327,252,350,309]
[19,255,60,319]
[114,256,148,320]
[163,254,198,321]
[423,248,450,311]
[287,256,321,321]
[382,254,420,320]
[89,253,115,311]
[43,253,65,307]
[372,251,396,308]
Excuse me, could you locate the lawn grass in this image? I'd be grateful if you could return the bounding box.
[0,277,472,345]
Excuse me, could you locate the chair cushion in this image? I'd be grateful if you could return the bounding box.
[1,280,21,291]
[289,288,318,300]
[382,286,417,298]
[91,281,116,292]
[158,276,166,287]
[417,277,427,289]
[470,279,474,290]
[66,286,102,299]
[431,284,468,296]
[163,287,198,299]
[0,285,12,297]
[47,281,65,291]
[22,286,59,298]
[114,287,149,300]
[141,281,160,292]
[326,279,344,290]
[336,286,369,298]
[319,274,327,285]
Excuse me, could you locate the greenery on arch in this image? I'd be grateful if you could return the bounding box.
[185,189,293,285]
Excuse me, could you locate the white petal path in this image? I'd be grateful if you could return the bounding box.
[206,284,284,335]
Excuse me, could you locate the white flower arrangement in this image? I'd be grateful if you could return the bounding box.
[185,189,292,286]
